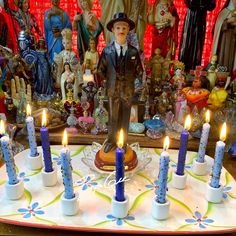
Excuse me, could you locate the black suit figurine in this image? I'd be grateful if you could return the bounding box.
[97,12,143,153]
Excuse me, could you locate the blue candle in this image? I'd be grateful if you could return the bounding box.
[157,136,170,204]
[196,110,211,163]
[176,115,191,176]
[1,135,19,185]
[26,104,38,157]
[61,130,75,199]
[115,129,125,202]
[40,109,53,172]
[210,122,226,188]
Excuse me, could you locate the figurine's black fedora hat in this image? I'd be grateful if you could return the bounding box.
[107,12,135,32]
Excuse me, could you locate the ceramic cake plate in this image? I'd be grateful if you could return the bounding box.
[0,144,236,234]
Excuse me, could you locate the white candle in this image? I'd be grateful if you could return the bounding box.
[26,104,38,157]
[197,110,210,163]
[60,130,75,199]
[210,122,226,188]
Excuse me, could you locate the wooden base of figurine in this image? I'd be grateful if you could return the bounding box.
[95,146,138,171]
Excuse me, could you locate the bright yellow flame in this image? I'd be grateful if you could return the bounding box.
[26,104,31,116]
[220,122,227,142]
[62,129,68,146]
[184,115,191,130]
[163,136,170,150]
[117,129,124,148]
[205,110,210,123]
[41,109,47,127]
[0,120,5,135]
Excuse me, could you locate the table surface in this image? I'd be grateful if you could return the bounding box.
[0,129,235,236]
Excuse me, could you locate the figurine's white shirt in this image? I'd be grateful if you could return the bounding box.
[114,41,128,56]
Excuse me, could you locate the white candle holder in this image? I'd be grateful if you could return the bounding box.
[111,195,129,219]
[206,183,223,203]
[61,192,79,216]
[5,179,24,200]
[152,198,170,220]
[192,158,208,176]
[172,172,187,189]
[41,167,57,187]
[26,152,43,170]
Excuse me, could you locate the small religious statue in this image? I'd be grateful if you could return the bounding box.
[173,88,188,124]
[171,60,185,89]
[73,0,103,64]
[81,81,97,113]
[149,48,164,81]
[3,0,42,40]
[179,0,216,71]
[211,0,236,74]
[205,54,218,90]
[92,98,108,134]
[162,50,173,80]
[60,62,76,102]
[82,37,100,86]
[54,28,82,101]
[82,37,99,73]
[44,0,72,61]
[33,38,54,100]
[207,68,229,110]
[182,66,210,110]
[157,91,173,115]
[147,0,179,58]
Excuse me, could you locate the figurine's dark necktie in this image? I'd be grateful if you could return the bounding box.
[120,46,123,60]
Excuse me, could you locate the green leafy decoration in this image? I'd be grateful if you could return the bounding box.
[186,152,198,165]
[228,193,236,199]
[204,202,214,216]
[89,220,111,228]
[225,171,232,186]
[24,188,32,205]
[0,213,22,218]
[15,165,19,174]
[167,194,193,215]
[72,169,83,178]
[176,224,192,231]
[0,180,5,185]
[40,192,64,209]
[34,215,57,225]
[167,170,172,183]
[129,190,152,213]
[27,169,42,177]
[207,225,236,229]
[94,176,104,182]
[71,146,86,158]
[51,149,60,157]
[154,148,161,156]
[185,169,208,183]
[93,190,111,203]
[124,220,151,230]
[137,172,153,184]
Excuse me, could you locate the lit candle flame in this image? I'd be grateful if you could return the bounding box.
[220,122,227,142]
[163,136,170,150]
[41,109,47,127]
[184,115,191,130]
[117,129,124,148]
[26,104,31,117]
[205,110,210,123]
[0,120,5,135]
[62,129,68,146]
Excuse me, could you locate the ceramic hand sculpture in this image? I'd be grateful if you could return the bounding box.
[11,76,31,124]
